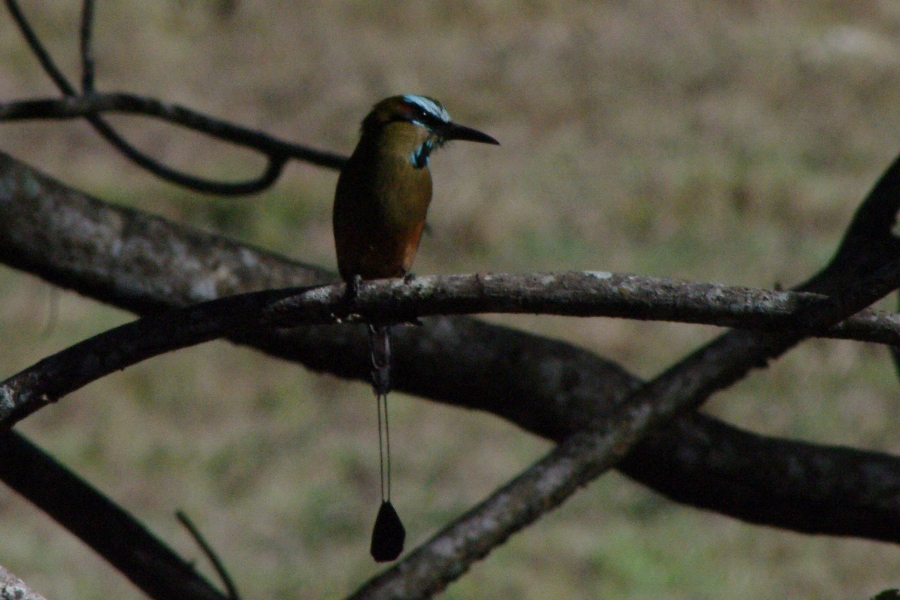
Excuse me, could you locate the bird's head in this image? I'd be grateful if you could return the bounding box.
[360,95,499,168]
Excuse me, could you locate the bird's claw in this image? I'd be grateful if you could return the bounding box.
[333,275,363,322]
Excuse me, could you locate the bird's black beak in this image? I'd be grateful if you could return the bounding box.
[442,122,500,145]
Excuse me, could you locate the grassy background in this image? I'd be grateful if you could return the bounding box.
[3,0,900,598]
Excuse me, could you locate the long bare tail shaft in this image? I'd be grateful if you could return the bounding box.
[369,324,392,497]
[367,324,405,561]
[369,324,392,396]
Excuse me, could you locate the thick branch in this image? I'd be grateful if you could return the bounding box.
[620,412,900,541]
[4,268,900,428]
[2,148,899,531]
[269,271,900,342]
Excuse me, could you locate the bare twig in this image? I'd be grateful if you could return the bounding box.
[176,511,240,600]
[3,0,71,94]
[79,0,95,92]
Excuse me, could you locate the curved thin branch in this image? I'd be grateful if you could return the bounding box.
[87,118,291,195]
[176,511,240,600]
[3,0,345,194]
[0,94,347,171]
[4,0,72,94]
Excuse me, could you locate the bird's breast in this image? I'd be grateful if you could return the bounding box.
[333,143,433,280]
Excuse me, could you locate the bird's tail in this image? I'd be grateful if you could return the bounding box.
[367,323,405,562]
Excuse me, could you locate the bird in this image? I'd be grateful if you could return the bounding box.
[332,94,498,562]
[333,94,499,284]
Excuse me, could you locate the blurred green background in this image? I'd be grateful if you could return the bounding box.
[3,1,900,598]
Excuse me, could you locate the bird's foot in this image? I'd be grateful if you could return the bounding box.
[333,275,362,321]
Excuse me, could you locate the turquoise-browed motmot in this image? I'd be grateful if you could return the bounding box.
[332,95,498,562]
[333,94,499,282]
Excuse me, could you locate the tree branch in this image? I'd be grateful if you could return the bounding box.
[6,2,899,596]
[3,151,900,595]
[78,0,95,93]
[3,0,344,194]
[0,94,347,171]
[4,266,900,429]
[2,148,900,533]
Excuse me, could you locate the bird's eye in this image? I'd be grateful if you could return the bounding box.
[396,96,451,128]
[407,106,432,126]
[402,105,436,126]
